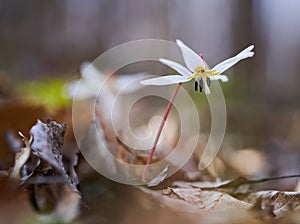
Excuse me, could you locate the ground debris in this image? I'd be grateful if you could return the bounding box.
[139,186,263,224]
[140,177,300,222]
[237,190,300,218]
[29,119,78,190]
[8,119,81,223]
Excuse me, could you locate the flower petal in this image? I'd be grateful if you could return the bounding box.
[80,61,104,83]
[176,39,205,71]
[210,75,229,82]
[159,58,192,77]
[140,75,190,86]
[212,45,255,74]
[67,62,104,99]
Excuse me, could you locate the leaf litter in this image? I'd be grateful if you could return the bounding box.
[7,119,81,223]
[1,69,300,223]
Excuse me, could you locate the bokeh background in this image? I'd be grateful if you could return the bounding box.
[0,0,299,182]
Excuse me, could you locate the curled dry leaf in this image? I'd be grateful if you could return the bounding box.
[8,119,81,223]
[29,119,77,190]
[10,132,32,179]
[63,147,80,186]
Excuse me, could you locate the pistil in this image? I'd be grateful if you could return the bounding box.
[199,78,204,92]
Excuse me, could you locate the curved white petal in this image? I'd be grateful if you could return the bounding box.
[80,61,105,87]
[159,58,192,77]
[80,61,92,74]
[66,62,106,99]
[210,75,229,82]
[212,45,255,74]
[140,75,190,86]
[176,39,204,71]
[80,62,104,78]
[240,45,255,54]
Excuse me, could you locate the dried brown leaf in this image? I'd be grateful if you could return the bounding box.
[240,190,300,218]
[10,133,32,179]
[139,187,262,224]
[164,187,252,211]
[29,120,66,173]
[174,175,300,193]
[155,179,300,220]
[147,165,169,187]
[29,119,78,190]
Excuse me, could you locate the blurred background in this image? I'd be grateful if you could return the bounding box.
[0,1,300,223]
[0,0,299,183]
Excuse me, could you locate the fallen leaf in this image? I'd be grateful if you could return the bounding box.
[138,187,262,224]
[29,119,77,190]
[164,187,251,211]
[9,133,32,179]
[174,175,300,193]
[239,190,300,218]
[148,178,300,220]
[7,119,81,223]
[147,165,169,187]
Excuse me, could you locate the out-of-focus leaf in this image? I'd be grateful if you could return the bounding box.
[222,148,268,177]
[0,73,15,99]
[295,181,300,192]
[8,119,81,223]
[17,79,70,111]
[30,184,81,223]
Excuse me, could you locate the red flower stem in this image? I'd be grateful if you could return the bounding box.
[142,83,182,181]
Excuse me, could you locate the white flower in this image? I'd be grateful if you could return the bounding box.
[141,40,254,95]
[67,61,152,99]
[66,62,153,125]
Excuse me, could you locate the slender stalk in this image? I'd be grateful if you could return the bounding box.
[143,83,182,180]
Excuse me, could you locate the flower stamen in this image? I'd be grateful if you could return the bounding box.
[194,81,198,91]
[207,77,211,87]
